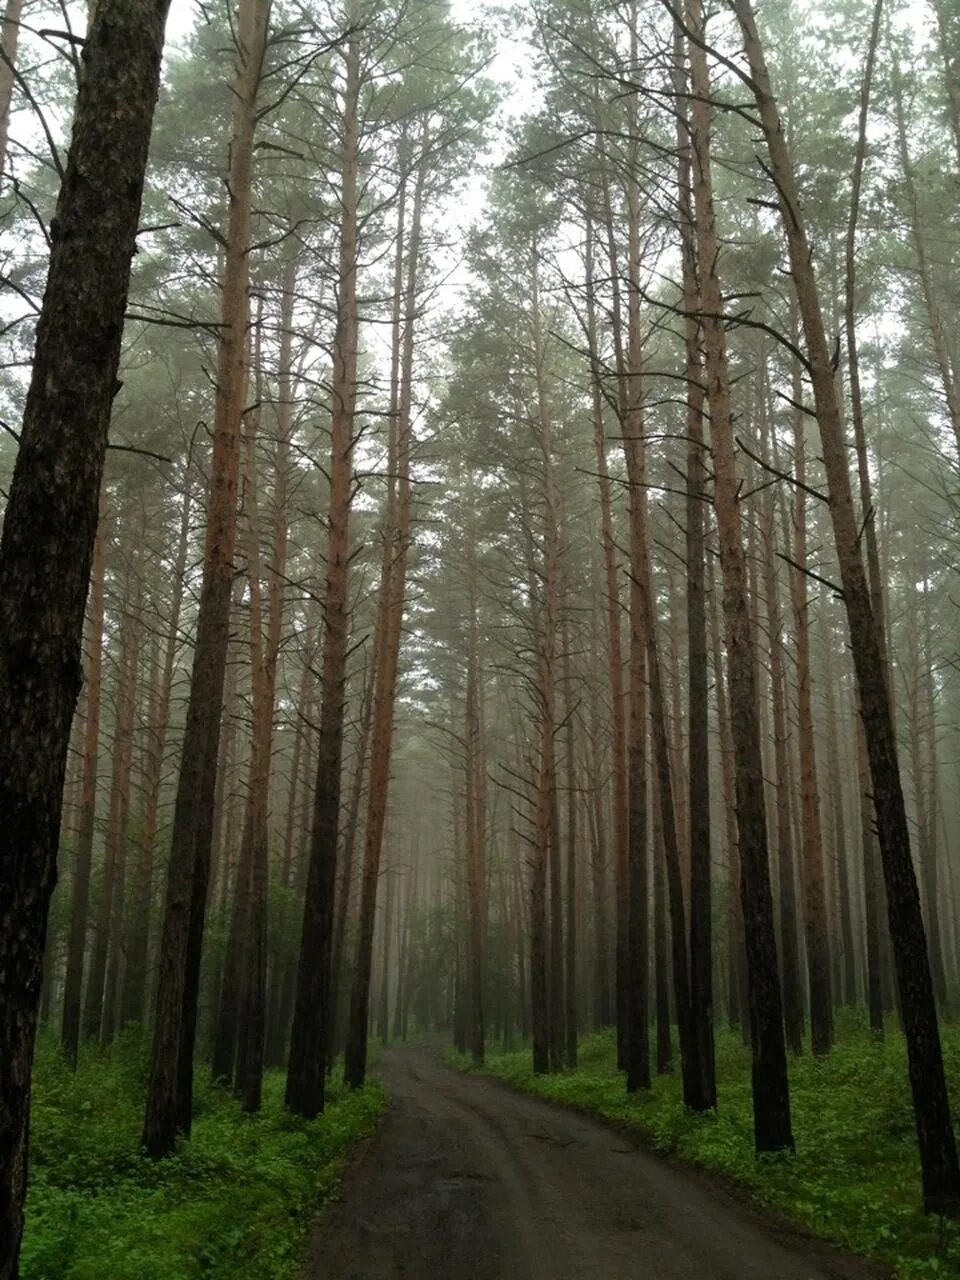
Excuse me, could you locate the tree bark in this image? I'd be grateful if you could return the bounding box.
[524,249,563,1077]
[289,10,361,1115]
[143,0,268,1156]
[675,30,715,1106]
[760,421,804,1054]
[562,614,578,1069]
[466,553,487,1066]
[100,561,142,1043]
[819,592,857,1007]
[790,395,833,1056]
[0,2,171,1267]
[329,647,374,1056]
[843,0,887,1033]
[687,0,793,1152]
[61,517,108,1064]
[584,214,622,1038]
[914,583,948,1008]
[121,474,191,1030]
[732,0,960,1211]
[343,124,425,1090]
[598,175,633,1070]
[618,43,651,1094]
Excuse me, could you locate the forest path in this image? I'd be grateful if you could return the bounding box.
[304,1048,886,1280]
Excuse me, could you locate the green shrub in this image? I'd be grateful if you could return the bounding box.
[22,1031,386,1280]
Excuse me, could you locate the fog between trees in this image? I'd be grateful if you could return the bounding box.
[0,0,959,1276]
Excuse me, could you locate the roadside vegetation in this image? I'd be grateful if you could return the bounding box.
[450,1016,960,1280]
[21,1032,385,1280]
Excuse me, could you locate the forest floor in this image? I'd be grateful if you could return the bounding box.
[447,1020,960,1280]
[306,1045,885,1280]
[20,1031,386,1280]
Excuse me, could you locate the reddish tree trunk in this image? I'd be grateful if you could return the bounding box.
[344,129,425,1089]
[143,0,268,1156]
[289,14,361,1115]
[688,0,792,1152]
[790,396,833,1056]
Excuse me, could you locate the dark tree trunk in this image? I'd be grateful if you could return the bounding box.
[583,216,621,1038]
[562,615,578,1070]
[271,672,317,1063]
[377,858,394,1045]
[0,3,171,1269]
[687,0,793,1153]
[790,392,833,1057]
[288,14,361,1117]
[100,564,142,1044]
[597,180,632,1070]
[61,518,108,1064]
[121,475,191,1031]
[709,560,744,1031]
[344,129,424,1089]
[762,460,804,1055]
[466,570,487,1066]
[143,0,267,1157]
[733,0,960,1211]
[675,34,715,1108]
[622,72,650,1095]
[329,651,373,1059]
[820,591,857,1007]
[654,809,672,1075]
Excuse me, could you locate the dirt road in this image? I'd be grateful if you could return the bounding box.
[305,1049,884,1280]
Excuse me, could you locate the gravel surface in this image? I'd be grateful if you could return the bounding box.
[305,1048,888,1280]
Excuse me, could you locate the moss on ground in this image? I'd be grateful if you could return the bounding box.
[22,1030,386,1280]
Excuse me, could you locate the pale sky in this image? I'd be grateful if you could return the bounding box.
[163,0,499,47]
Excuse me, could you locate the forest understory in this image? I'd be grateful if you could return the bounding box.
[1,0,960,1277]
[20,1032,385,1280]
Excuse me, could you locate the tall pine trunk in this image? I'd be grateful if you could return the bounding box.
[675,38,715,1107]
[100,563,142,1043]
[288,11,361,1115]
[584,215,622,1036]
[0,4,172,1268]
[343,126,424,1090]
[121,475,192,1030]
[465,553,487,1067]
[61,518,108,1063]
[143,0,268,1156]
[732,0,960,1211]
[687,0,792,1152]
[790,397,833,1056]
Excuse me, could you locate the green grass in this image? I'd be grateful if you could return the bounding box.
[22,1030,386,1280]
[449,1013,960,1279]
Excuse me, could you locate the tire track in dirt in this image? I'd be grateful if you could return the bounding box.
[305,1049,888,1280]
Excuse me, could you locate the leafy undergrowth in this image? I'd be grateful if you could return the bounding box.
[22,1030,386,1280]
[449,1014,960,1279]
